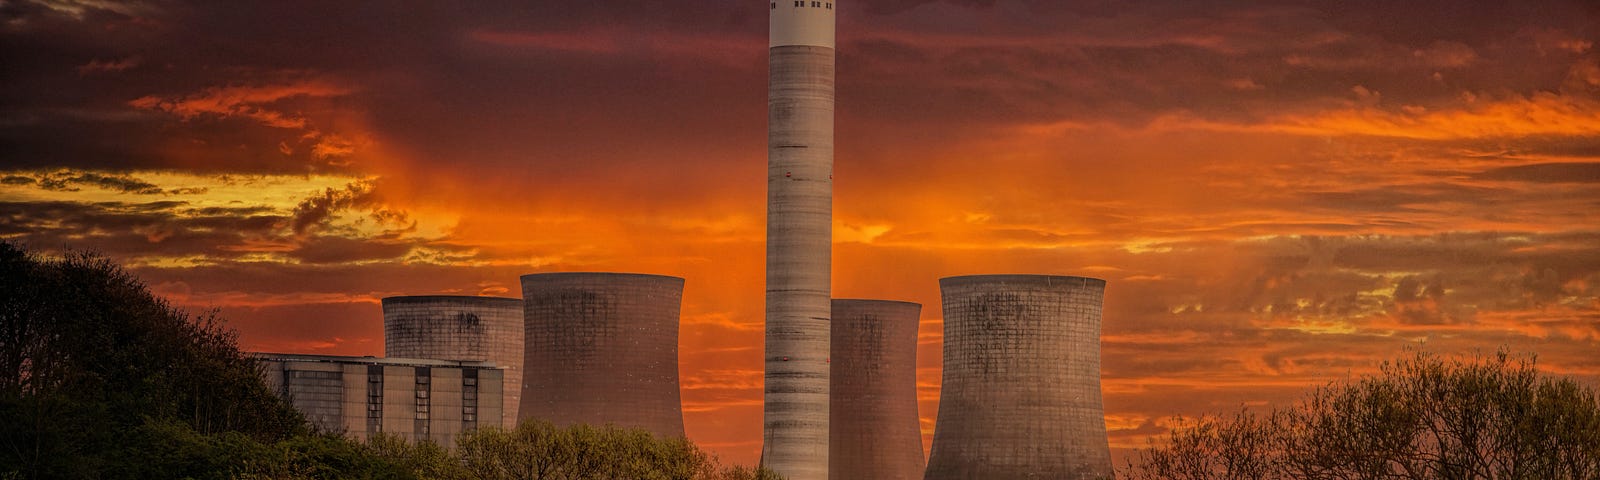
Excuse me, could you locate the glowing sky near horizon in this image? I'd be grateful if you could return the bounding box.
[3,0,1599,466]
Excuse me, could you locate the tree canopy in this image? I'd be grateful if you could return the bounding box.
[0,242,305,478]
[1123,349,1600,480]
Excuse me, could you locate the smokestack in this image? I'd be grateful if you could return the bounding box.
[763,1,836,479]
[925,275,1113,480]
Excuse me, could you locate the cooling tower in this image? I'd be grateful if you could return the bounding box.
[924,275,1112,480]
[518,272,685,438]
[831,299,925,480]
[765,1,835,478]
[382,295,524,428]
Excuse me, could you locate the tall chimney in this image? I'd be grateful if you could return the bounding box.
[763,1,836,479]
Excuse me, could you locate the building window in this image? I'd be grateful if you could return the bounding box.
[464,368,481,430]
[367,365,384,434]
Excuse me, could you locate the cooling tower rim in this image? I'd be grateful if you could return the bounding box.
[939,274,1107,287]
[381,295,523,305]
[519,271,686,283]
[832,298,921,308]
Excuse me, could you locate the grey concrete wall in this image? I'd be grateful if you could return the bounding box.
[340,365,367,438]
[519,272,685,438]
[925,275,1113,480]
[764,40,836,480]
[831,299,925,480]
[257,355,500,446]
[383,295,525,428]
[276,361,345,432]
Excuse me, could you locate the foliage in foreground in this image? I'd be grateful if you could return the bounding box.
[63,418,777,480]
[0,242,305,478]
[374,420,781,480]
[1123,350,1600,480]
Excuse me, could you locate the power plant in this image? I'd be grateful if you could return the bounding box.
[830,299,925,480]
[764,1,836,478]
[518,272,687,438]
[925,275,1113,480]
[250,3,1120,477]
[382,295,525,428]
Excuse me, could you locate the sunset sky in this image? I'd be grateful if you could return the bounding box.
[3,0,1599,466]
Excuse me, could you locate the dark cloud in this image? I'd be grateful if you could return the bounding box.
[1390,276,1456,324]
[59,171,163,194]
[857,0,997,15]
[287,236,413,265]
[0,200,268,258]
[1298,183,1506,213]
[4,170,218,195]
[286,181,379,236]
[1474,162,1600,183]
[6,0,1595,181]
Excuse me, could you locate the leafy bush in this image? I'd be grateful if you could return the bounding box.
[1123,350,1600,480]
[452,420,781,480]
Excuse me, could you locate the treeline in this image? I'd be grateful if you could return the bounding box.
[1122,350,1600,480]
[80,418,776,480]
[0,242,774,479]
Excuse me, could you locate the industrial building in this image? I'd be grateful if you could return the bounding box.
[924,275,1113,480]
[256,353,505,446]
[518,272,686,438]
[764,1,836,478]
[830,299,925,480]
[383,295,524,428]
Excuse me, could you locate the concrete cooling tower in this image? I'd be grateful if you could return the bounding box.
[382,295,524,428]
[924,275,1112,480]
[518,272,685,438]
[831,299,925,480]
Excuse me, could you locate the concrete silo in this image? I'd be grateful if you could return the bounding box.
[924,275,1112,480]
[383,295,524,428]
[518,272,685,438]
[765,1,836,478]
[831,299,925,480]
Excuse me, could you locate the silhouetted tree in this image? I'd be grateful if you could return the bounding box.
[1122,349,1600,480]
[0,242,304,478]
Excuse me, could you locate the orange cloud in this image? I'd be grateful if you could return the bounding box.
[129,78,354,129]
